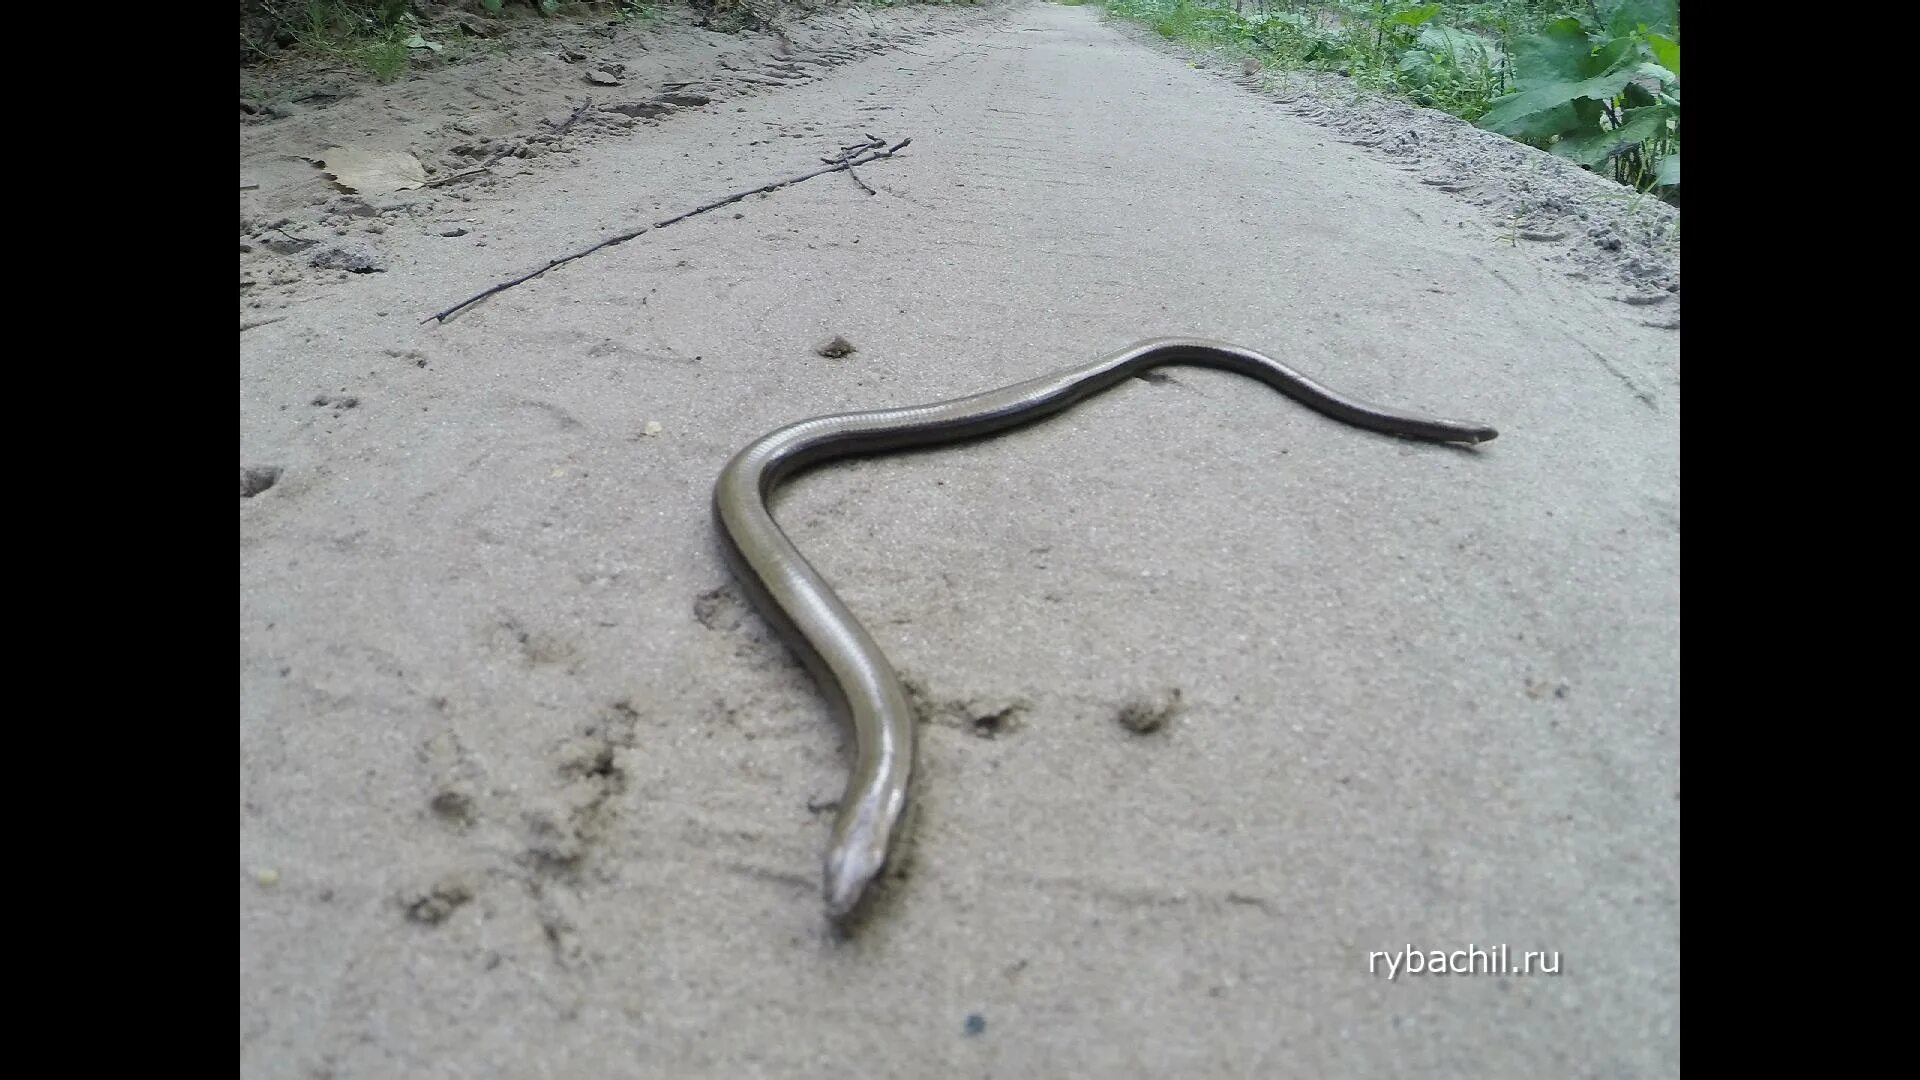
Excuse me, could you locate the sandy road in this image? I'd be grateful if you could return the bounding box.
[241,4,1678,1076]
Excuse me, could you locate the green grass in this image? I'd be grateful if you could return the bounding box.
[242,1,423,81]
[362,33,410,82]
[1074,0,1677,202]
[244,0,603,78]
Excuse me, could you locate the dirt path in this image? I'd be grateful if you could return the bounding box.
[240,4,1678,1076]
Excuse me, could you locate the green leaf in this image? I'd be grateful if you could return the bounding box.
[1476,67,1639,135]
[1500,100,1581,141]
[1491,100,1574,141]
[1586,35,1635,77]
[480,0,503,12]
[402,33,442,52]
[1646,34,1679,78]
[1550,106,1670,167]
[1418,24,1493,63]
[1655,153,1678,186]
[1514,18,1597,86]
[1597,0,1677,36]
[1384,4,1441,27]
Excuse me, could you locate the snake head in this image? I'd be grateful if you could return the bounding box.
[824,839,887,921]
[823,786,907,921]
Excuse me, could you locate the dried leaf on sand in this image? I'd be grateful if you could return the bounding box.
[312,146,428,195]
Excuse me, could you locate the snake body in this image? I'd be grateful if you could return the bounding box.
[712,338,1498,920]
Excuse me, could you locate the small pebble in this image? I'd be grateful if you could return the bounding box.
[240,465,283,498]
[1116,688,1182,734]
[964,1013,986,1036]
[642,421,664,436]
[255,868,281,887]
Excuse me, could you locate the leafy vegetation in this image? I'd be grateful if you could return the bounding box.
[241,1,638,78]
[241,1,444,81]
[1090,0,1677,202]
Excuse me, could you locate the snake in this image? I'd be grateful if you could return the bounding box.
[712,337,1498,920]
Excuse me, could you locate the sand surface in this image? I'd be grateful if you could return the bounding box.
[240,4,1679,1075]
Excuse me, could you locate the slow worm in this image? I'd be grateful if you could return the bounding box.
[712,338,1498,920]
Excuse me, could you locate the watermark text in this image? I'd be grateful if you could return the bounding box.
[1369,944,1561,980]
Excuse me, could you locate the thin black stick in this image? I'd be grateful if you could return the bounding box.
[831,135,883,195]
[423,137,913,324]
[841,153,876,196]
[819,139,881,165]
[553,96,593,139]
[426,146,515,189]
